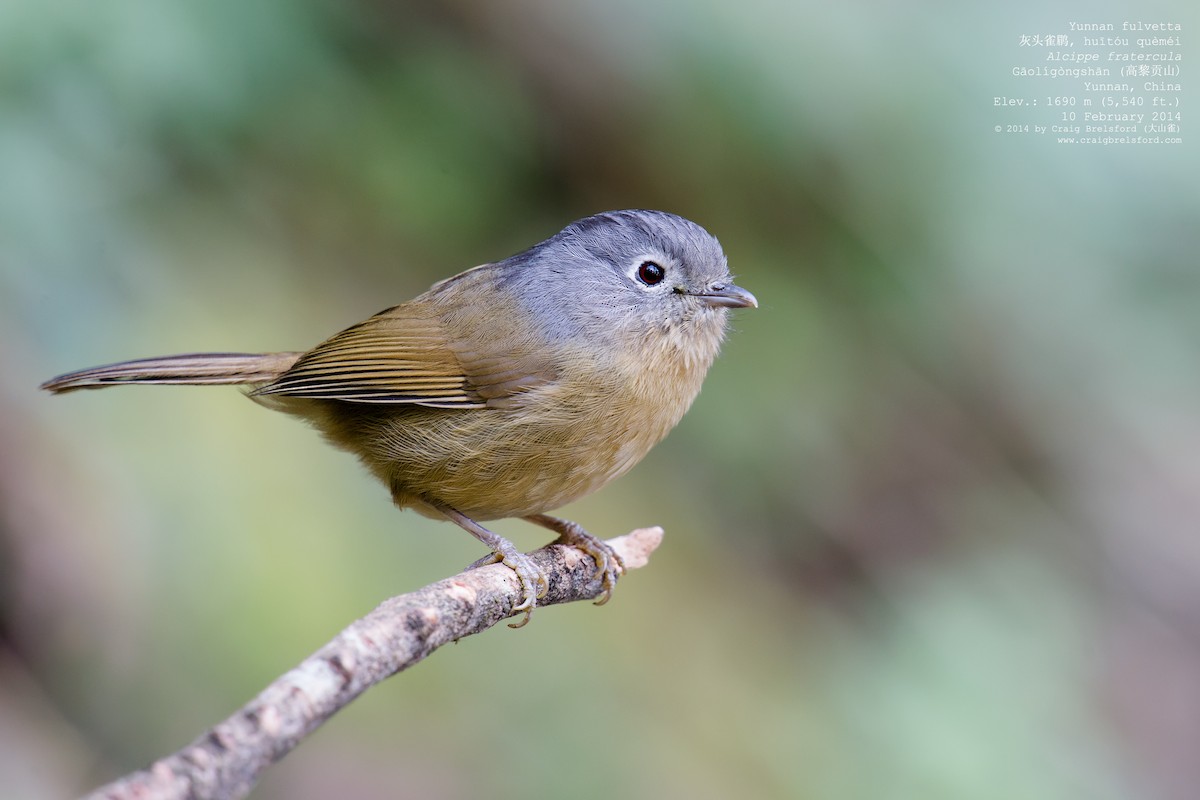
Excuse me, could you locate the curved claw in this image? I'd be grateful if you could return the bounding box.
[588,543,625,606]
[501,551,549,628]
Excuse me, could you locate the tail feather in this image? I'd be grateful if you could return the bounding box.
[40,352,303,394]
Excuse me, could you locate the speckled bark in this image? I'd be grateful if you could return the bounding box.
[81,527,663,800]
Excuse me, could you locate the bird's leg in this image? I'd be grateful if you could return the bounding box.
[431,502,548,628]
[523,514,626,605]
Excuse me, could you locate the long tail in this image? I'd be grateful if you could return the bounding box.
[40,352,303,394]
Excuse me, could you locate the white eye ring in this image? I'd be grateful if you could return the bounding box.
[628,253,677,290]
[636,260,665,285]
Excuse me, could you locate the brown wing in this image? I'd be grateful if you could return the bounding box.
[254,300,556,409]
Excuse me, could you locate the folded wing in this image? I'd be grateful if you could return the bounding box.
[254,301,556,409]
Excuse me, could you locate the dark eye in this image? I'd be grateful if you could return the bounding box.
[637,261,665,285]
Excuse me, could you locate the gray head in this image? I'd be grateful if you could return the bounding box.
[503,210,756,345]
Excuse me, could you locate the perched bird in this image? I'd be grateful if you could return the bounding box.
[41,209,756,624]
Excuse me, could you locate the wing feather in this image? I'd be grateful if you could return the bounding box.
[254,292,558,408]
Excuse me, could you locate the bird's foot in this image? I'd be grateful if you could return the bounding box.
[467,545,549,628]
[524,514,626,605]
[435,503,549,627]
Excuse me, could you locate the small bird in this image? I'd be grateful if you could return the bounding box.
[42,209,756,624]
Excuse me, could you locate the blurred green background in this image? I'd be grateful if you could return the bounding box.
[2,1,1198,798]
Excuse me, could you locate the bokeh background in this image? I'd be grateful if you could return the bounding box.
[2,1,1198,798]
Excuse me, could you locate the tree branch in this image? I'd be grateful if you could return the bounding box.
[81,527,664,800]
